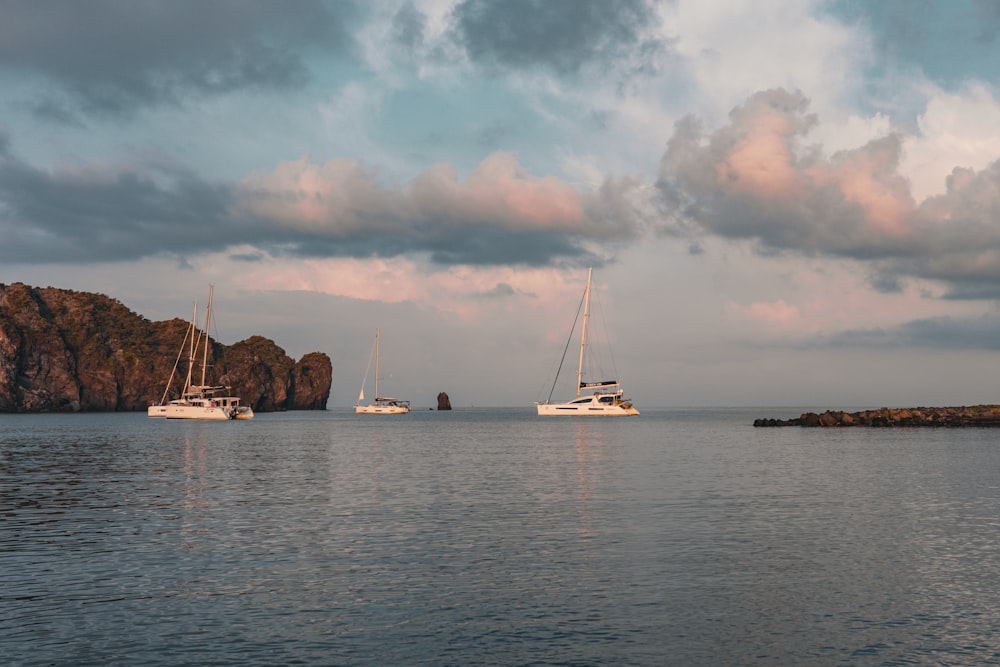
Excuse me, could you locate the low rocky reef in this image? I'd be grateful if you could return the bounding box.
[754,405,1000,428]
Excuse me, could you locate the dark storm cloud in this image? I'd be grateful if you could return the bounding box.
[0,153,236,262]
[0,0,357,115]
[0,144,641,267]
[449,0,668,75]
[423,228,584,266]
[391,2,427,55]
[655,88,1000,301]
[26,98,84,127]
[481,283,516,298]
[829,314,1000,351]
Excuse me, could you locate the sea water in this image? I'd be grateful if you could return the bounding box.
[3,408,1000,666]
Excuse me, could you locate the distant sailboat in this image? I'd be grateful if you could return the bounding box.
[147,286,254,420]
[537,268,639,416]
[355,328,411,415]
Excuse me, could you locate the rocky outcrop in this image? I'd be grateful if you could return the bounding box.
[437,391,452,410]
[754,405,1000,427]
[0,282,332,413]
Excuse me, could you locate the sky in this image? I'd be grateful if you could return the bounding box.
[4,0,1000,409]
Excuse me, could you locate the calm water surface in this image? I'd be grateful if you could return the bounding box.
[3,408,1000,665]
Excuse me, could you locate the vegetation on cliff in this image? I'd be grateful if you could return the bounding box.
[0,282,331,413]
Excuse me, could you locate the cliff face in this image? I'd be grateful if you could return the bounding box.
[0,283,332,413]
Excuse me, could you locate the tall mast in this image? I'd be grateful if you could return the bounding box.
[576,267,592,399]
[183,301,197,393]
[200,285,214,388]
[374,327,380,400]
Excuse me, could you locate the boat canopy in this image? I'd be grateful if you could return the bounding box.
[580,380,620,389]
[187,384,231,393]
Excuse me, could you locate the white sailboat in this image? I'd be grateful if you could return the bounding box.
[355,328,411,414]
[147,286,254,420]
[537,268,639,416]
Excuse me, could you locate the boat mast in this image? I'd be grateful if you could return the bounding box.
[183,301,197,394]
[576,267,592,399]
[200,285,214,389]
[358,330,376,404]
[374,327,380,400]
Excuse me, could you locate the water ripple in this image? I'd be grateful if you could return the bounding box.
[4,410,1000,665]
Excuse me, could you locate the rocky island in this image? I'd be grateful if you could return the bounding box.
[0,282,332,413]
[754,405,1000,427]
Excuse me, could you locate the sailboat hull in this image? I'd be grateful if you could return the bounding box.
[149,399,249,420]
[355,403,410,414]
[164,404,234,420]
[537,394,639,416]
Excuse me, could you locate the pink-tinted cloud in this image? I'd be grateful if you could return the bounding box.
[731,299,801,326]
[809,138,915,236]
[235,151,634,266]
[723,256,979,340]
[409,152,585,229]
[660,89,916,250]
[716,97,808,199]
[241,254,583,321]
[657,88,1000,297]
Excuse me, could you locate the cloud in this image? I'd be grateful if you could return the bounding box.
[0,153,235,262]
[236,151,641,265]
[829,313,1000,351]
[25,98,85,127]
[656,88,907,255]
[730,299,801,326]
[900,83,1000,201]
[0,144,642,266]
[239,256,570,320]
[449,0,668,75]
[476,282,540,299]
[391,2,427,55]
[829,0,1000,87]
[0,0,356,116]
[655,87,1000,300]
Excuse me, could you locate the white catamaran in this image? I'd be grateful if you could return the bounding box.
[147,286,254,420]
[537,268,639,416]
[355,328,411,414]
